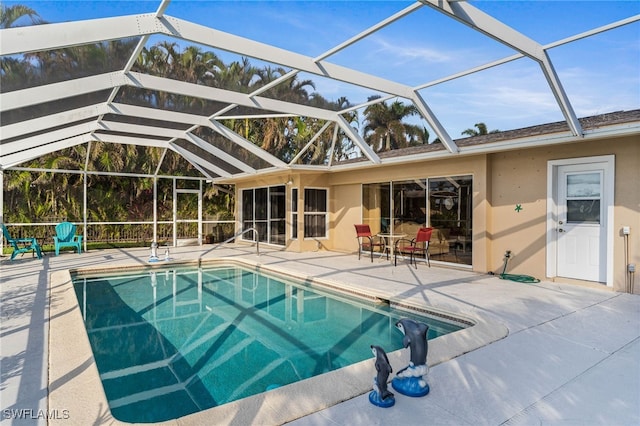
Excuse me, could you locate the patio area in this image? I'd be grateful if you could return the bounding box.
[1,244,639,425]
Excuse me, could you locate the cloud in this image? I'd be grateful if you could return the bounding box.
[369,35,453,64]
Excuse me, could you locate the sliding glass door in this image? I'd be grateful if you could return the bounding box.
[362,175,472,265]
[393,179,428,237]
[428,176,472,264]
[242,185,286,246]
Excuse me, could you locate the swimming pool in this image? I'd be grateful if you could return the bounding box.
[72,264,466,423]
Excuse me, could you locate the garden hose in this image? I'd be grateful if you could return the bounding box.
[498,251,540,283]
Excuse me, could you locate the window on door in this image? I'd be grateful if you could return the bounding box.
[565,172,602,224]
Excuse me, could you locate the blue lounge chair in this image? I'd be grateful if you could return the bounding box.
[53,222,83,255]
[1,223,43,260]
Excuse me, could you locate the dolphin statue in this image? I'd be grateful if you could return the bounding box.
[371,345,394,400]
[395,318,429,367]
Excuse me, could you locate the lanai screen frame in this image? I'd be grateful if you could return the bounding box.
[2,1,639,175]
[1,1,639,250]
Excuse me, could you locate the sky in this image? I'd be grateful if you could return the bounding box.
[5,0,640,139]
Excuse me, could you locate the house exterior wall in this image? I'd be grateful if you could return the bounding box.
[614,139,640,292]
[487,135,639,292]
[232,134,638,293]
[488,148,549,278]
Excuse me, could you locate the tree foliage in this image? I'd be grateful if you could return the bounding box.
[461,122,500,137]
[363,96,429,152]
[0,3,42,29]
[2,5,473,229]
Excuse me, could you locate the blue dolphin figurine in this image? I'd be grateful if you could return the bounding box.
[392,318,431,397]
[371,345,394,400]
[396,318,429,367]
[369,345,395,407]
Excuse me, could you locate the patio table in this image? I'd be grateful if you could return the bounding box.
[377,232,407,263]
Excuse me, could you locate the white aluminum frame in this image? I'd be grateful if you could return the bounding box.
[2,1,637,181]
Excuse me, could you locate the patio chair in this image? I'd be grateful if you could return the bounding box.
[1,223,43,260]
[53,221,83,255]
[394,227,432,268]
[354,224,387,262]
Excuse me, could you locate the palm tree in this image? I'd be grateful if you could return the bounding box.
[4,32,371,230]
[179,46,221,85]
[363,96,421,152]
[0,4,43,91]
[330,96,358,162]
[0,4,42,28]
[282,75,315,103]
[0,56,33,92]
[461,122,500,137]
[251,72,317,160]
[215,57,260,92]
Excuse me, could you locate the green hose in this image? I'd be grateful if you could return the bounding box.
[499,251,540,283]
[500,273,540,283]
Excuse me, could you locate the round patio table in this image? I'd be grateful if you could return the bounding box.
[377,232,407,263]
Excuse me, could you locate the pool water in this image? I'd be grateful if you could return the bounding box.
[73,265,464,423]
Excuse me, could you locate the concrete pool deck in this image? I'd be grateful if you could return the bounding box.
[1,244,639,425]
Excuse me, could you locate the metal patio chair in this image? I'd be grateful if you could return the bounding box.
[394,227,432,268]
[354,224,387,262]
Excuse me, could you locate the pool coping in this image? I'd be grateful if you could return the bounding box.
[48,258,508,426]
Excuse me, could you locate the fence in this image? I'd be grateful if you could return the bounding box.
[1,221,236,249]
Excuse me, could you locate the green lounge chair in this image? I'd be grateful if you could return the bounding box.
[53,222,83,255]
[1,223,43,260]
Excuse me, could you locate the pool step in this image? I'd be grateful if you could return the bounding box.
[102,357,215,418]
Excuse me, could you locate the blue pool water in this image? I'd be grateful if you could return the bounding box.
[73,265,465,423]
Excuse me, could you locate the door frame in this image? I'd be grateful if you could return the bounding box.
[173,180,203,247]
[546,155,615,286]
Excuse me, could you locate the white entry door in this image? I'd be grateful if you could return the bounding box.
[556,163,606,282]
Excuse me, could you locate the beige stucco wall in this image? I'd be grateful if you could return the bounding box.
[488,148,549,277]
[614,138,640,292]
[231,134,638,293]
[329,183,361,252]
[487,135,639,292]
